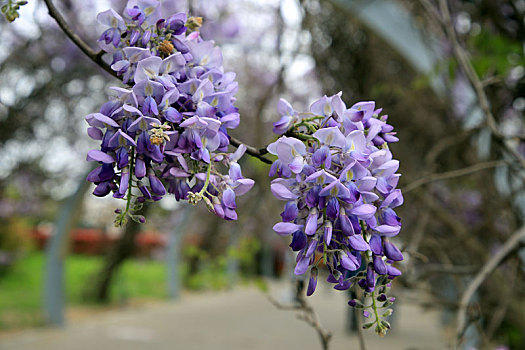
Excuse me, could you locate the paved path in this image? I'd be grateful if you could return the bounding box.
[0,281,448,350]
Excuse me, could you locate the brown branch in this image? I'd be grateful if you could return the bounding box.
[484,261,519,342]
[268,284,332,350]
[42,0,119,80]
[424,0,525,170]
[455,225,525,345]
[403,160,506,194]
[229,136,272,164]
[421,263,478,275]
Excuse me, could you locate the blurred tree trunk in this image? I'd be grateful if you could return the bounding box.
[87,205,148,303]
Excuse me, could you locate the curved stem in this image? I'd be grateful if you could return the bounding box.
[198,161,212,196]
[455,225,525,345]
[124,149,135,213]
[42,0,119,80]
[229,136,272,164]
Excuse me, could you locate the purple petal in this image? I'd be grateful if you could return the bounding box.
[273,222,302,236]
[222,188,236,209]
[366,263,376,288]
[384,240,404,261]
[281,201,298,222]
[349,204,376,219]
[373,255,388,275]
[294,255,310,275]
[232,178,254,196]
[387,265,402,277]
[149,174,166,195]
[348,234,370,251]
[135,158,146,178]
[305,211,318,235]
[374,225,401,237]
[340,254,358,271]
[290,230,307,251]
[324,222,333,245]
[87,150,115,164]
[306,239,318,258]
[306,268,318,296]
[369,234,383,255]
[270,182,298,201]
[87,127,103,140]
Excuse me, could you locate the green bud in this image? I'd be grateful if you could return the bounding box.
[5,10,19,22]
[114,215,128,227]
[375,323,388,337]
[382,309,393,317]
[362,322,374,329]
[381,300,394,308]
[185,16,203,32]
[130,214,145,223]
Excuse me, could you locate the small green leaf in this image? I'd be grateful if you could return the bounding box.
[362,322,375,329]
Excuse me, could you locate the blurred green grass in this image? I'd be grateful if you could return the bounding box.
[0,237,262,330]
[0,252,166,329]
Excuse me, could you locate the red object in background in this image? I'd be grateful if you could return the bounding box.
[31,227,166,257]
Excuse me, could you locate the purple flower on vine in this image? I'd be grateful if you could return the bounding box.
[268,92,404,336]
[86,0,254,226]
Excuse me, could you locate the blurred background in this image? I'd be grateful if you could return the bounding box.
[0,0,524,349]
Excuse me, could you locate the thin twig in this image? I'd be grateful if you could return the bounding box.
[484,261,518,342]
[435,0,525,170]
[455,225,525,345]
[42,0,118,79]
[355,289,367,350]
[229,136,272,164]
[403,160,506,194]
[268,283,332,350]
[421,263,478,275]
[404,211,430,282]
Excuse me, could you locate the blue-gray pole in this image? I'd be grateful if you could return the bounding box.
[166,205,191,299]
[43,174,90,326]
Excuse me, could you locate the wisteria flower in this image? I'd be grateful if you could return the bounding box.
[268,92,403,336]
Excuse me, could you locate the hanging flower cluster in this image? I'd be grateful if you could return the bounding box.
[85,0,253,225]
[268,93,403,335]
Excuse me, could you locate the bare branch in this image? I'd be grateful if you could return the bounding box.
[229,136,272,164]
[455,225,525,344]
[403,160,506,194]
[421,263,478,275]
[485,261,519,342]
[42,0,119,80]
[430,0,525,170]
[268,282,332,350]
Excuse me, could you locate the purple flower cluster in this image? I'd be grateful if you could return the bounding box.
[268,93,403,334]
[86,0,253,225]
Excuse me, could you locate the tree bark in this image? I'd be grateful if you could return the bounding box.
[87,205,148,303]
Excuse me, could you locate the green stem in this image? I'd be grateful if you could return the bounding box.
[198,161,212,196]
[294,121,317,133]
[302,115,324,122]
[370,288,382,332]
[124,147,135,216]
